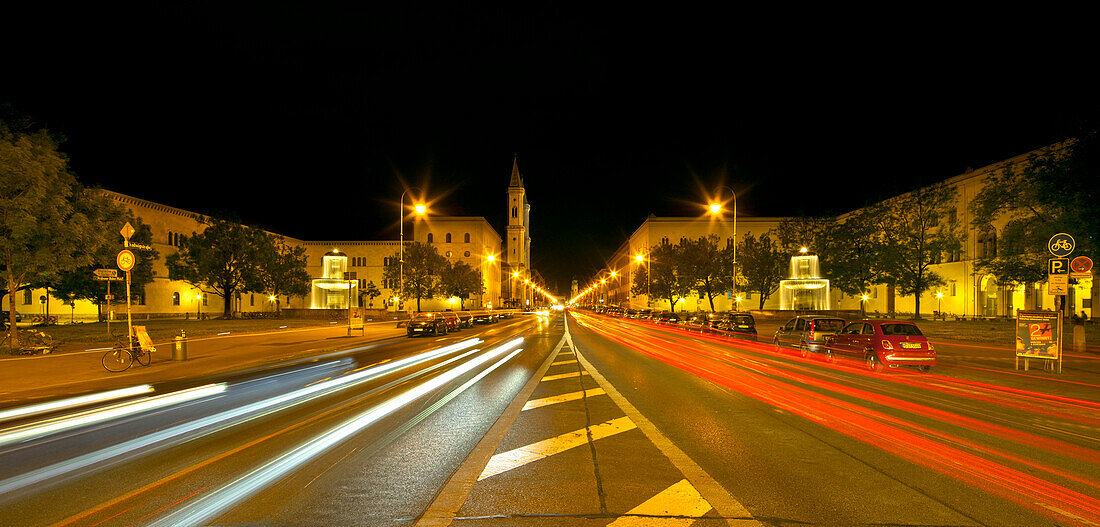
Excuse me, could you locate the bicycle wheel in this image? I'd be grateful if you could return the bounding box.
[102,349,134,372]
[135,348,151,367]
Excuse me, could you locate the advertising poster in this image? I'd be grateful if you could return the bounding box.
[1015,310,1060,359]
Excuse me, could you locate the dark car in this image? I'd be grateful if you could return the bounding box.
[655,312,681,325]
[712,313,757,340]
[827,320,936,372]
[456,312,474,328]
[682,314,712,332]
[407,313,448,337]
[472,311,495,324]
[773,315,846,357]
[1,311,23,329]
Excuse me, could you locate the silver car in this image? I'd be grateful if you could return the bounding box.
[773,315,846,358]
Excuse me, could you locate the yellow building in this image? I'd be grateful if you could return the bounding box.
[599,143,1094,318]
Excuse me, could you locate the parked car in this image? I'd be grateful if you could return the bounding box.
[456,312,474,328]
[1,311,23,329]
[655,312,681,325]
[635,309,654,320]
[472,311,495,324]
[440,312,460,332]
[712,313,757,340]
[407,313,448,337]
[773,315,846,357]
[682,314,712,332]
[827,320,936,372]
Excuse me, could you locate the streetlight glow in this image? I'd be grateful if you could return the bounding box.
[487,254,495,262]
[635,254,644,262]
[414,204,426,214]
[709,203,722,214]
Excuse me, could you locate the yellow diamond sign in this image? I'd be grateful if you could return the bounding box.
[120,222,135,241]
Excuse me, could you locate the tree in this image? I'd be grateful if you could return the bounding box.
[876,183,964,319]
[363,280,382,308]
[828,209,886,317]
[1,117,118,347]
[679,235,735,312]
[382,242,448,311]
[439,260,484,309]
[645,243,691,312]
[166,218,272,318]
[775,216,835,258]
[50,211,158,322]
[737,232,785,310]
[262,238,310,316]
[970,134,1099,290]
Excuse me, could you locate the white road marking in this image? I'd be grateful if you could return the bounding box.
[607,479,712,526]
[541,371,589,381]
[522,388,606,411]
[478,416,636,480]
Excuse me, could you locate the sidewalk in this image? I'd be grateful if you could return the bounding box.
[0,321,406,408]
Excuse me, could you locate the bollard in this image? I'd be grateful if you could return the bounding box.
[1073,325,1085,353]
[173,332,188,361]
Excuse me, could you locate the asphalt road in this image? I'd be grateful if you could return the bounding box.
[1,311,1097,526]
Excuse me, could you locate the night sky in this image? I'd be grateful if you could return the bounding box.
[4,4,1096,295]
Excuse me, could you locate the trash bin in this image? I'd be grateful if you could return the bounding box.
[173,333,188,361]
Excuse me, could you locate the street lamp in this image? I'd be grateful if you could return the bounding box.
[936,291,944,317]
[709,185,738,307]
[399,188,427,313]
[635,251,650,306]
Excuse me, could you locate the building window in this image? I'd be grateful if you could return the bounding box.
[250,294,255,306]
[172,292,180,306]
[512,207,517,218]
[662,237,669,245]
[950,282,957,297]
[203,295,208,306]
[464,233,470,243]
[427,233,433,243]
[446,233,452,243]
[167,231,173,245]
[23,289,32,305]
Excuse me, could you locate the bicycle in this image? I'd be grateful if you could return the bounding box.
[101,334,152,372]
[2,329,54,355]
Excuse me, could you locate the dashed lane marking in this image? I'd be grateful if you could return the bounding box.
[522,388,606,411]
[478,416,636,481]
[607,479,713,526]
[551,359,578,366]
[541,370,589,381]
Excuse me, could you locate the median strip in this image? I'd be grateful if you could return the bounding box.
[478,416,636,480]
[606,479,713,526]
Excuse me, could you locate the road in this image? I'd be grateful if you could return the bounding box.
[0,311,1097,526]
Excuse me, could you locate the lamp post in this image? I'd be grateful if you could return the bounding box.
[399,188,426,313]
[512,271,520,308]
[936,291,944,317]
[709,185,738,308]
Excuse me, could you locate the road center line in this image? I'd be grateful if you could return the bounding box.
[522,388,606,411]
[477,416,635,480]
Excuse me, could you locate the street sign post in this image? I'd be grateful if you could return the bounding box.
[1048,257,1069,296]
[1048,233,1075,257]
[1070,256,1093,280]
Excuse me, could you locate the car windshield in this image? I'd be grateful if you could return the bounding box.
[811,319,845,332]
[412,313,435,320]
[881,323,923,336]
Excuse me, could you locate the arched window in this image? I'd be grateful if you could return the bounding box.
[427,233,434,243]
[446,233,452,243]
[167,231,173,245]
[172,292,180,306]
[512,207,517,218]
[464,233,470,243]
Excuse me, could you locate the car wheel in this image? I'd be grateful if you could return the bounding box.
[865,352,883,372]
[917,365,932,373]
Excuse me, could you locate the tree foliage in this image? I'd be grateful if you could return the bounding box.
[970,134,1099,287]
[828,209,885,316]
[382,242,448,311]
[166,218,272,317]
[875,183,964,318]
[363,280,382,307]
[736,232,785,310]
[679,235,735,312]
[262,238,311,315]
[2,117,141,345]
[439,260,484,309]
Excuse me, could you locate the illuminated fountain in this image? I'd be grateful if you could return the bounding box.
[779,249,830,311]
[310,249,359,309]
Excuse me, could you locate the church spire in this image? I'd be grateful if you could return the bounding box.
[509,154,523,188]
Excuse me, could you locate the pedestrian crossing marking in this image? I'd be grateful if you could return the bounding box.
[605,479,713,526]
[551,359,578,366]
[522,388,606,411]
[541,370,589,381]
[478,416,636,480]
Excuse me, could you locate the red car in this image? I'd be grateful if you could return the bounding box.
[825,320,935,372]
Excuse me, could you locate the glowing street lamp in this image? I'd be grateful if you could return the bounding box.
[936,291,944,316]
[399,188,427,312]
[709,185,738,305]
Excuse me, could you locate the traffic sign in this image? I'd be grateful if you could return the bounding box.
[1049,258,1070,275]
[104,294,114,300]
[127,243,153,251]
[1070,256,1093,279]
[1048,233,1075,257]
[94,276,124,281]
[117,249,136,272]
[94,269,118,278]
[120,222,135,241]
[1048,274,1068,295]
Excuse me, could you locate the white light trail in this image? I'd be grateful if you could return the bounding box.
[0,385,155,424]
[0,338,483,497]
[147,337,525,527]
[0,384,226,448]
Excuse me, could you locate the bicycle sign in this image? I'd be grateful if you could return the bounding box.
[1048,233,1075,257]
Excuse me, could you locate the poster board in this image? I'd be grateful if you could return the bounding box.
[348,307,365,334]
[1015,310,1061,372]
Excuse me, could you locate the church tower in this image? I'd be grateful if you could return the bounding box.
[506,155,532,306]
